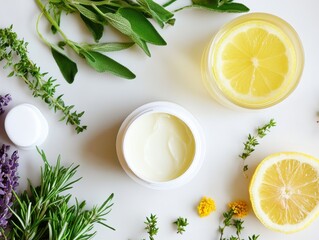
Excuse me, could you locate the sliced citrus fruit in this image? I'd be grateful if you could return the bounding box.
[249,152,319,233]
[209,14,303,108]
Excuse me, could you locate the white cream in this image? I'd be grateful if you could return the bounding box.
[123,112,195,182]
[4,104,48,150]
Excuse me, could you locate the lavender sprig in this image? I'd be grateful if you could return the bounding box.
[0,144,19,234]
[0,94,12,115]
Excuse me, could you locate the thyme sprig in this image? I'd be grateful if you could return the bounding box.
[8,148,114,239]
[144,214,159,240]
[239,119,276,176]
[0,26,87,133]
[174,217,188,234]
[219,209,259,240]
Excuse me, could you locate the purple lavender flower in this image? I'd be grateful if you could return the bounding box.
[0,144,19,231]
[0,94,12,115]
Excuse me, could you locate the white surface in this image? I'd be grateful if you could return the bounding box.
[1,0,319,239]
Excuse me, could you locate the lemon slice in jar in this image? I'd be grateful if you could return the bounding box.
[211,17,299,108]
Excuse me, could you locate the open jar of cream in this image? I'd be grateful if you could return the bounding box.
[116,102,205,189]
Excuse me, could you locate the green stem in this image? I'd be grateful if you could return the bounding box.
[35,0,69,41]
[162,0,178,7]
[36,13,51,48]
[68,0,113,6]
[173,5,192,12]
[35,0,82,53]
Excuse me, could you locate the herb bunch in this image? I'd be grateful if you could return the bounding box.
[174,217,188,234]
[35,0,249,83]
[0,26,86,133]
[8,149,114,239]
[239,119,276,176]
[219,209,259,240]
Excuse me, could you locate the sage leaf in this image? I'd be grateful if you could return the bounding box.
[74,4,104,24]
[104,12,151,56]
[51,46,78,84]
[137,0,175,28]
[81,50,135,79]
[118,8,166,46]
[82,42,134,52]
[192,0,249,12]
[215,2,249,12]
[80,14,104,42]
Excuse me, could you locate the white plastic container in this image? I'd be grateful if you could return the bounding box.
[116,102,205,190]
[4,103,49,150]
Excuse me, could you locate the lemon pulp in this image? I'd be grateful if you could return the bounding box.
[212,19,298,108]
[249,152,319,233]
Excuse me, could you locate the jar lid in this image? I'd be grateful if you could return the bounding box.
[4,104,49,150]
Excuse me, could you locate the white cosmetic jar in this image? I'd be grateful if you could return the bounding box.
[4,103,49,150]
[116,102,205,190]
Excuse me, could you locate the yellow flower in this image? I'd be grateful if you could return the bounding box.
[228,200,248,218]
[197,197,216,217]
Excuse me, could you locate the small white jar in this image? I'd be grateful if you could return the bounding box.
[116,102,205,190]
[4,103,49,150]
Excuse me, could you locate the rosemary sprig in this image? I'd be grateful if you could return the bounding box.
[239,119,276,176]
[8,148,114,239]
[174,217,188,234]
[144,214,159,240]
[0,26,87,133]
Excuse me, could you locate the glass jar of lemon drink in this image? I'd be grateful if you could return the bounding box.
[202,13,304,109]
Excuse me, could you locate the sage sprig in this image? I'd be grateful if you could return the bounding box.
[239,119,276,176]
[0,26,86,133]
[8,149,114,239]
[35,0,249,83]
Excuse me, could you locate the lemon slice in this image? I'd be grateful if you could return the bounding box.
[212,19,298,108]
[249,152,319,233]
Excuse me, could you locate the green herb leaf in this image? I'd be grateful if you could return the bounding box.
[144,214,159,240]
[215,2,249,12]
[80,13,104,42]
[137,0,175,28]
[104,11,151,56]
[191,0,249,12]
[239,119,276,177]
[74,4,104,24]
[51,46,78,84]
[9,149,114,239]
[174,217,188,234]
[82,42,134,52]
[118,8,166,46]
[82,50,135,79]
[0,25,86,133]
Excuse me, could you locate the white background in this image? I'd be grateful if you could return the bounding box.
[1,0,319,239]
